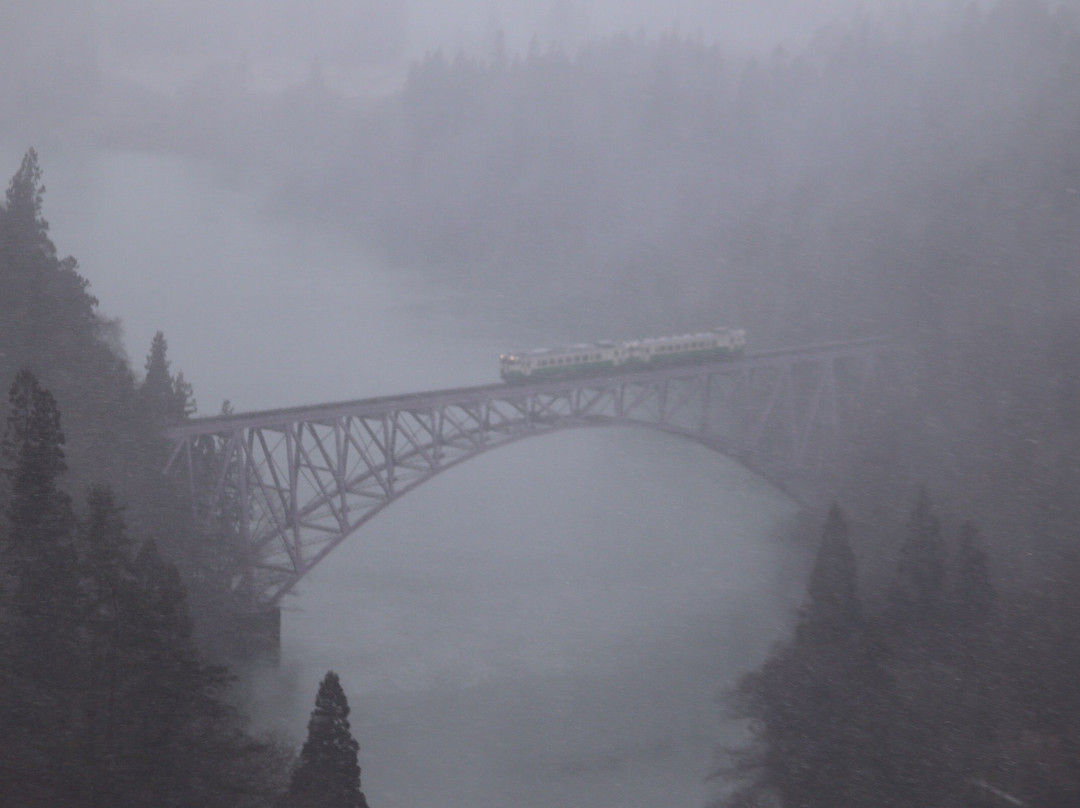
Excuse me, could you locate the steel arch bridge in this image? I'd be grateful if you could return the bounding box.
[164,339,885,606]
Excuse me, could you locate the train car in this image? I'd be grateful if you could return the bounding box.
[500,327,745,382]
[498,342,618,382]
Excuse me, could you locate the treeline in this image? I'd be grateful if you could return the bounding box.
[718,498,1080,807]
[0,152,374,806]
[0,369,287,806]
[319,0,1080,340]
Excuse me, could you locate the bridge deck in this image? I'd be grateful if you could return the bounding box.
[167,339,885,438]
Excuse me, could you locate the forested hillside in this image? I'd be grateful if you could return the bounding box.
[0,150,257,658]
[0,150,383,806]
[717,498,1080,807]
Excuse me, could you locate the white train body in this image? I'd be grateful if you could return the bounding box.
[500,327,745,381]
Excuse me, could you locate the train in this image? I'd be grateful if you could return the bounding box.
[499,327,746,382]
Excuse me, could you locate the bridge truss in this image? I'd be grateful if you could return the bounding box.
[164,340,885,605]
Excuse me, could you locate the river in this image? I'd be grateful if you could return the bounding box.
[2,141,805,808]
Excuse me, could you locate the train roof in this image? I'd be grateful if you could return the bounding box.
[503,327,744,357]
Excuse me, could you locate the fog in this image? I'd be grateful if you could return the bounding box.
[0,134,804,805]
[3,0,1080,805]
[4,0,972,101]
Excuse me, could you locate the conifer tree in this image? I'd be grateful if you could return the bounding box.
[951,521,995,635]
[0,368,81,801]
[2,367,73,559]
[890,487,947,634]
[798,503,861,645]
[882,490,961,806]
[2,148,55,260]
[722,506,887,808]
[76,485,141,806]
[286,671,370,808]
[939,521,999,784]
[0,150,97,363]
[140,331,195,424]
[0,369,79,665]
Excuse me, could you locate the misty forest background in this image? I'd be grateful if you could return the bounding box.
[2,0,1080,805]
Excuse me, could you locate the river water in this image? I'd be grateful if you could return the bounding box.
[3,141,805,808]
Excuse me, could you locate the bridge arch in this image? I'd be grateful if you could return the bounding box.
[261,419,801,606]
[164,341,884,606]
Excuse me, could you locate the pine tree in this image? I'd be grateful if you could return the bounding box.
[0,368,81,802]
[721,507,887,808]
[140,331,195,424]
[2,367,73,560]
[286,671,370,808]
[890,486,947,635]
[0,369,79,667]
[0,150,97,364]
[76,493,287,808]
[940,521,1000,787]
[798,503,861,645]
[882,490,961,806]
[951,521,995,636]
[2,148,55,261]
[76,485,142,807]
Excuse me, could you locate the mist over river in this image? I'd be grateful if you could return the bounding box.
[5,142,805,807]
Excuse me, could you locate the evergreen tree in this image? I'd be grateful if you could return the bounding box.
[0,150,98,367]
[798,503,861,645]
[889,487,947,637]
[881,491,968,806]
[937,521,999,789]
[286,671,370,808]
[0,369,79,667]
[122,538,228,804]
[75,485,143,807]
[2,367,73,561]
[140,331,195,424]
[2,148,55,261]
[0,368,81,803]
[720,507,888,808]
[951,521,995,636]
[75,491,287,808]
